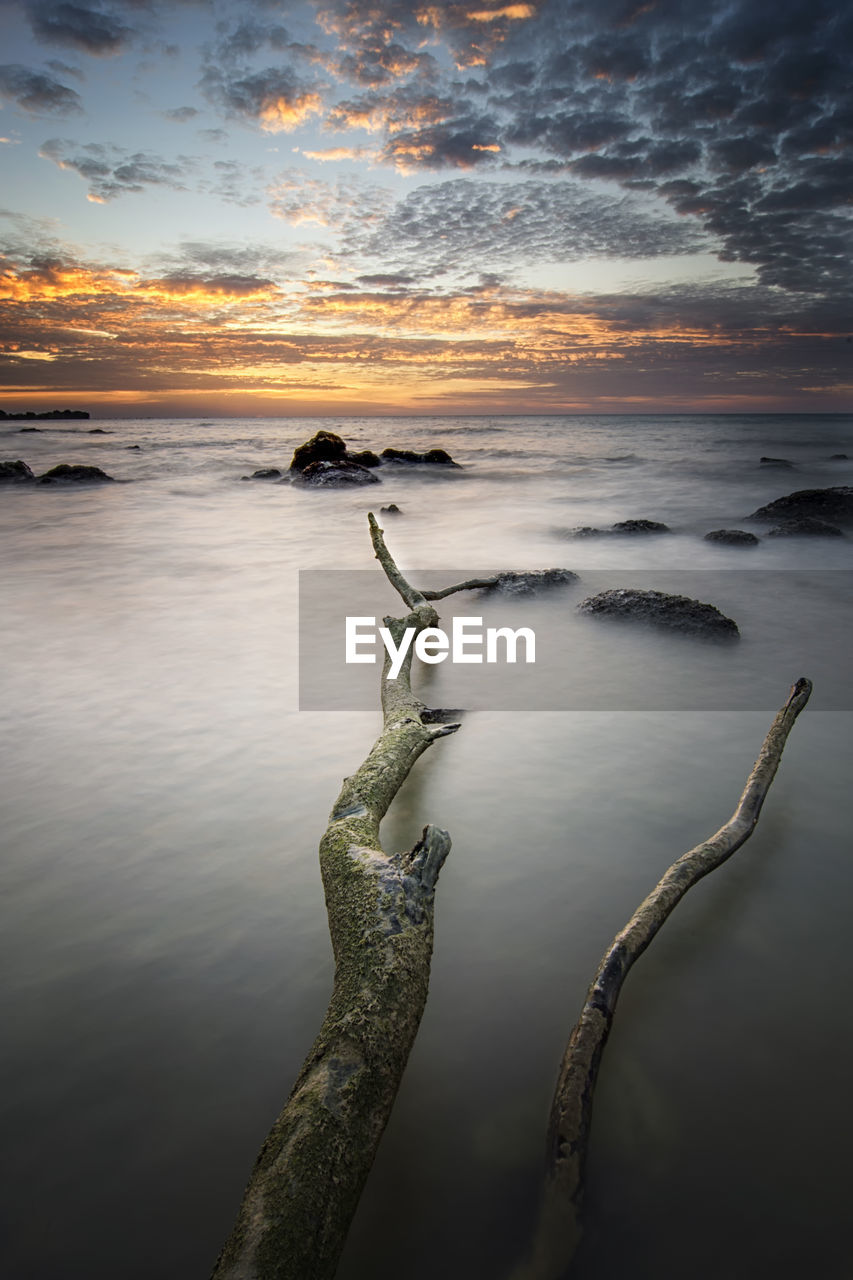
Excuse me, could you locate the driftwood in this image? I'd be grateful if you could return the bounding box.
[519,676,813,1280]
[212,513,460,1280]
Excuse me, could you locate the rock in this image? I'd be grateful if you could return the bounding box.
[19,426,40,432]
[380,503,402,514]
[766,517,844,537]
[578,588,739,639]
[349,449,381,467]
[747,486,853,526]
[289,430,347,472]
[126,445,142,450]
[704,529,760,546]
[829,453,849,460]
[481,569,579,597]
[293,459,380,488]
[88,428,109,434]
[760,456,793,467]
[556,519,671,538]
[380,446,458,466]
[611,519,671,534]
[242,467,282,480]
[0,459,36,483]
[38,463,114,484]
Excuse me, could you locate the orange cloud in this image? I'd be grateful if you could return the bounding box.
[466,4,536,20]
[258,92,323,132]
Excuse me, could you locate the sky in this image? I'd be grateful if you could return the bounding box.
[0,0,851,417]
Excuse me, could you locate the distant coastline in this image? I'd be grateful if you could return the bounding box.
[0,408,90,421]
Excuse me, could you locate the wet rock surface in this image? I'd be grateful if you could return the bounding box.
[704,529,760,545]
[380,503,402,514]
[289,430,348,472]
[242,467,282,480]
[760,456,794,467]
[294,458,381,487]
[557,518,671,538]
[747,486,853,526]
[481,568,579,597]
[767,517,844,537]
[38,464,115,484]
[578,588,739,638]
[380,447,458,466]
[0,459,36,483]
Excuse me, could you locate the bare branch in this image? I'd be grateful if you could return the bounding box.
[519,677,813,1280]
[212,518,458,1280]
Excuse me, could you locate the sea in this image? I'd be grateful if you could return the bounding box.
[1,413,851,1279]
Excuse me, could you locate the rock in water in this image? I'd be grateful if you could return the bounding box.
[349,450,381,467]
[38,464,114,484]
[293,459,380,487]
[481,569,579,597]
[747,486,853,525]
[610,519,671,534]
[704,529,760,546]
[759,456,793,468]
[289,430,348,472]
[766,518,844,537]
[578,589,739,638]
[242,468,282,480]
[556,519,671,538]
[380,446,458,466]
[0,459,36,483]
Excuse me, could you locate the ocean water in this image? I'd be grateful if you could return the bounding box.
[1,413,851,1279]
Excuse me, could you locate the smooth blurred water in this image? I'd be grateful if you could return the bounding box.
[1,413,851,1278]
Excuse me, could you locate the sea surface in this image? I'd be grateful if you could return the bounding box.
[1,413,851,1279]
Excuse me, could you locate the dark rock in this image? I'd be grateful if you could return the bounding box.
[243,467,282,480]
[38,463,114,484]
[766,518,844,537]
[126,445,142,450]
[760,456,793,467]
[578,588,739,639]
[294,459,380,488]
[704,529,760,546]
[829,453,849,460]
[88,428,109,434]
[289,430,347,472]
[611,519,671,534]
[556,519,671,538]
[349,449,381,467]
[380,446,458,466]
[0,459,36,483]
[747,486,853,526]
[380,503,402,514]
[481,569,579,597]
[19,426,40,432]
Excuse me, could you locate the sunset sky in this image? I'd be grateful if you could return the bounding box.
[1,0,851,416]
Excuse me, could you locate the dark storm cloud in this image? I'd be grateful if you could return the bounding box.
[39,137,195,199]
[354,177,707,277]
[0,63,83,115]
[27,2,135,55]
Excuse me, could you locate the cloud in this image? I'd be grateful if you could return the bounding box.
[353,177,708,277]
[39,138,195,200]
[0,63,83,115]
[267,169,394,230]
[163,106,199,123]
[201,64,324,132]
[26,2,134,56]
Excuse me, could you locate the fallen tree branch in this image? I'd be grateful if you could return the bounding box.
[212,514,459,1280]
[519,676,813,1280]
